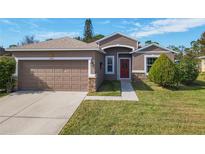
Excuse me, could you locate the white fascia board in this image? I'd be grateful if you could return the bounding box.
[101,44,135,51]
[15,57,92,60]
[131,51,174,54]
[6,48,100,52]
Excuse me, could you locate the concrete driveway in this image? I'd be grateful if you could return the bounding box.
[0,91,86,135]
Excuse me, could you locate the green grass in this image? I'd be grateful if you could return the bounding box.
[88,80,121,96]
[60,79,205,135]
[0,92,7,98]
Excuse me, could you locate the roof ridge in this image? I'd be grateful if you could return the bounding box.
[11,36,88,49]
[7,35,99,50]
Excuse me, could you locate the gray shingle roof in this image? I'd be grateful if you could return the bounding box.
[8,37,99,50]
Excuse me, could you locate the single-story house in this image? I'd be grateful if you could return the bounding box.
[6,33,176,92]
[199,56,205,72]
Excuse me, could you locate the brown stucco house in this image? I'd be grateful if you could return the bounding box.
[6,33,176,92]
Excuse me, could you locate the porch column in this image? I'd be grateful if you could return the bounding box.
[88,58,96,92]
[14,58,18,77]
[88,59,96,78]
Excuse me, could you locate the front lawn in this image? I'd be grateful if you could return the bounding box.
[0,92,7,98]
[87,80,121,96]
[60,79,205,135]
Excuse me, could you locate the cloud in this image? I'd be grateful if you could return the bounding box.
[130,18,205,38]
[9,28,21,33]
[0,19,17,25]
[98,20,111,24]
[35,31,80,40]
[133,22,141,27]
[27,22,39,28]
[113,25,126,29]
[122,20,141,27]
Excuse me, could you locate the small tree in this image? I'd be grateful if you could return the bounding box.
[45,38,53,41]
[145,40,159,45]
[92,34,105,41]
[83,19,94,43]
[178,56,199,85]
[0,56,16,92]
[21,35,39,45]
[9,44,18,48]
[148,54,178,87]
[74,36,82,41]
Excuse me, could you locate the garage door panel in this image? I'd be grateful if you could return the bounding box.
[19,60,88,91]
[81,69,88,73]
[81,84,88,90]
[71,85,81,91]
[80,72,88,76]
[62,77,70,81]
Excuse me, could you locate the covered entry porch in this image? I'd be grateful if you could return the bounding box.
[103,45,134,81]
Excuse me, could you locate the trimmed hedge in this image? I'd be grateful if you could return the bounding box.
[0,56,16,92]
[177,56,199,85]
[148,54,179,87]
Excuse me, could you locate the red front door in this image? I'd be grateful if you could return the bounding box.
[120,59,129,78]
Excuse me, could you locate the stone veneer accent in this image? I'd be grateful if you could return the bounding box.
[88,77,96,92]
[132,73,147,81]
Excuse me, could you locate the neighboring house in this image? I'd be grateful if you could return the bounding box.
[6,33,176,92]
[199,56,205,72]
[0,47,5,55]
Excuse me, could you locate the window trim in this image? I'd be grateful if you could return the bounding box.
[144,55,160,75]
[105,56,115,74]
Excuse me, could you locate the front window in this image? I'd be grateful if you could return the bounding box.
[147,57,157,73]
[105,56,114,74]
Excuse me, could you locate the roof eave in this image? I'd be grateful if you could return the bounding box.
[130,43,178,54]
[6,48,100,52]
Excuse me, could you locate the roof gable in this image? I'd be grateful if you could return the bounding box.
[96,32,137,43]
[134,43,177,53]
[140,44,166,51]
[96,33,137,49]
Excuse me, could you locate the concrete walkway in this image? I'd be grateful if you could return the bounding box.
[85,80,139,101]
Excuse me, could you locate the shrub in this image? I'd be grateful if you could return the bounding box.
[0,56,16,92]
[148,54,179,87]
[178,56,199,85]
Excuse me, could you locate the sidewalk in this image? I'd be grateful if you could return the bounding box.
[85,80,139,101]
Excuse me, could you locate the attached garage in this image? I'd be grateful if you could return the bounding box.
[18,60,88,91]
[7,37,104,92]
